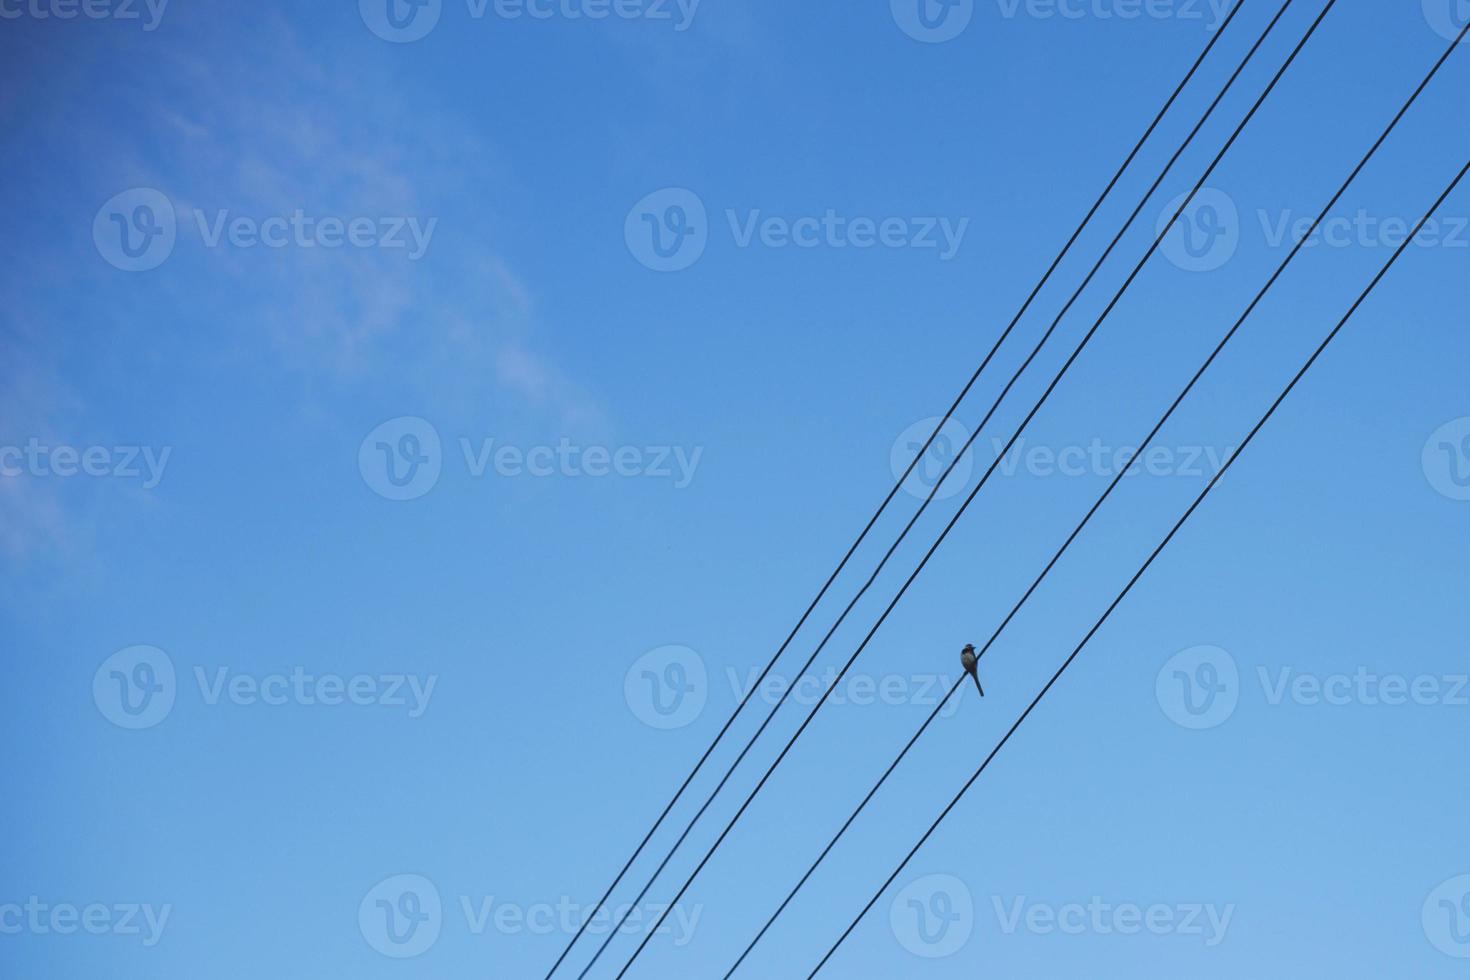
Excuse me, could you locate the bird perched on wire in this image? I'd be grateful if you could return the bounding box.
[960,643,984,696]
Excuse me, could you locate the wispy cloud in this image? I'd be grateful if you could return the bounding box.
[2,11,608,573]
[0,321,85,569]
[110,14,601,416]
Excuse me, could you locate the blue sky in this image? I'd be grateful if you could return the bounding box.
[3,1,1470,977]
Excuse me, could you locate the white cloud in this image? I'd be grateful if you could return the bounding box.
[125,15,602,417]
[2,13,609,574]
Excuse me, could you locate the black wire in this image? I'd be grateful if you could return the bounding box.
[725,20,1470,973]
[583,6,1272,976]
[807,153,1470,978]
[544,7,1247,979]
[540,7,1245,977]
[613,1,1330,975]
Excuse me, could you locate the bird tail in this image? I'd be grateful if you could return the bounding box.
[970,672,984,697]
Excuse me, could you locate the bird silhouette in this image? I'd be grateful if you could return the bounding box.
[961,643,984,697]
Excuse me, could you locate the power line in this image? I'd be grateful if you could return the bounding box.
[807,153,1470,978]
[724,21,1470,973]
[613,2,1332,976]
[581,5,1280,975]
[542,7,1247,979]
[540,8,1244,976]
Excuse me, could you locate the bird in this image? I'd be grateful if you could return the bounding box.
[960,643,984,697]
